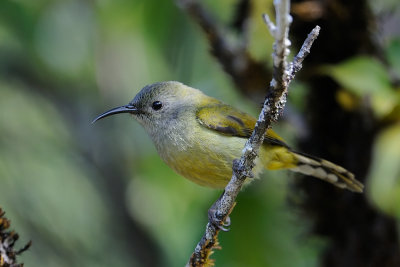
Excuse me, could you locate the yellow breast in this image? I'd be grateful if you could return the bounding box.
[159,127,266,188]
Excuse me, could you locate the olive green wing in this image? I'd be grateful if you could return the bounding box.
[196,103,364,192]
[195,103,288,147]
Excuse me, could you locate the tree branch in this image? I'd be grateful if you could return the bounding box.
[186,0,320,265]
[176,0,271,99]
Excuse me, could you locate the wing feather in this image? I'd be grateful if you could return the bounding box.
[196,103,288,147]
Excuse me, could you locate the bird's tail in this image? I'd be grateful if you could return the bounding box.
[290,151,364,193]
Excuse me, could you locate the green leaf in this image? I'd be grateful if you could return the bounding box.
[367,124,400,218]
[322,56,397,117]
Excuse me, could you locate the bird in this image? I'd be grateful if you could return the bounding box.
[93,81,364,193]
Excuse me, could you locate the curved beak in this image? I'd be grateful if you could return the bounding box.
[92,104,140,124]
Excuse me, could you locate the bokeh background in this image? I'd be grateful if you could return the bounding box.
[0,0,399,266]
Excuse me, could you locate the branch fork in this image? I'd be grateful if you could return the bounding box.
[186,0,320,265]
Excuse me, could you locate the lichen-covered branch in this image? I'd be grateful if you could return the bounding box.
[290,26,320,76]
[186,0,320,265]
[0,207,31,267]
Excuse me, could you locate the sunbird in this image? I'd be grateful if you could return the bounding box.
[93,81,363,193]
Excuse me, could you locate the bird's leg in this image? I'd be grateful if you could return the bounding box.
[208,190,233,232]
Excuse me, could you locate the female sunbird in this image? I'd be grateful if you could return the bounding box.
[93,81,363,193]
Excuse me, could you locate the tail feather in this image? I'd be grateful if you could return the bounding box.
[290,152,364,193]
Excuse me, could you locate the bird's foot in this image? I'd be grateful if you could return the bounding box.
[208,204,231,232]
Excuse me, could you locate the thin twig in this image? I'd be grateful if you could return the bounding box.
[262,14,276,37]
[290,26,321,76]
[187,0,320,265]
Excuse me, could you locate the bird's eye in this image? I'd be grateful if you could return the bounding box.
[151,101,163,110]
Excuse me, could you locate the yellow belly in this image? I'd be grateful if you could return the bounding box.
[164,135,251,188]
[159,129,297,189]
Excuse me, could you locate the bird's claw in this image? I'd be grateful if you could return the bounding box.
[208,208,231,232]
[223,216,231,227]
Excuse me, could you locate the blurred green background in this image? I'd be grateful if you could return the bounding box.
[0,0,399,266]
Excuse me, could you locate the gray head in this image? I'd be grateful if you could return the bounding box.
[92,81,204,133]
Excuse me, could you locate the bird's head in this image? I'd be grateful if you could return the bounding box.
[93,81,204,132]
